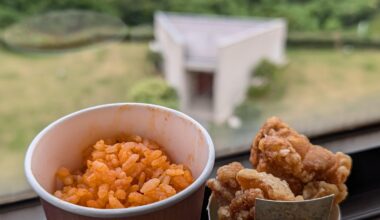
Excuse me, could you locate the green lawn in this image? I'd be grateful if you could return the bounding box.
[212,48,380,155]
[0,42,156,202]
[257,48,380,123]
[255,48,380,121]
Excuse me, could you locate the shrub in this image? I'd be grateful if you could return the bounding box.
[324,18,342,31]
[0,6,22,28]
[129,24,153,41]
[247,84,270,98]
[234,101,261,119]
[128,78,179,109]
[248,60,282,99]
[1,10,128,50]
[268,4,319,31]
[252,59,279,79]
[146,50,163,72]
[0,0,378,33]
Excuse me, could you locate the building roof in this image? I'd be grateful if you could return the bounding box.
[155,12,285,72]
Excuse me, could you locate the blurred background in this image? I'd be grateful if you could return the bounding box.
[1,0,380,209]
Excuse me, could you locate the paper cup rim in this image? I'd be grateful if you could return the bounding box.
[24,103,215,218]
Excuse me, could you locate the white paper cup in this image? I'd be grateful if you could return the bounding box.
[25,103,215,219]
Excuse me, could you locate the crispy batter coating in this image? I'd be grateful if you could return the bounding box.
[207,162,244,205]
[229,189,263,219]
[303,181,348,204]
[250,117,352,202]
[250,117,311,167]
[254,136,307,194]
[207,179,236,205]
[217,189,264,220]
[218,205,232,220]
[236,169,296,201]
[256,161,305,195]
[217,162,245,189]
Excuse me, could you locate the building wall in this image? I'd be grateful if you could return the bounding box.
[214,24,287,123]
[266,22,287,64]
[155,16,189,109]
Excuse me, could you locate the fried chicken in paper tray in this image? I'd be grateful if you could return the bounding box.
[207,117,352,220]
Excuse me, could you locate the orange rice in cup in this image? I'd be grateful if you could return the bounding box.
[54,135,194,209]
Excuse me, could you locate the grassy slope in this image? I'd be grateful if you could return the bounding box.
[267,48,380,122]
[259,48,380,122]
[0,42,155,198]
[213,48,380,155]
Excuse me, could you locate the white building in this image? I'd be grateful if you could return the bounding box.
[153,12,287,123]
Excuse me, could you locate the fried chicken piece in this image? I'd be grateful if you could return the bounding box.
[217,162,245,189]
[236,169,296,201]
[253,136,307,194]
[218,206,252,220]
[218,205,232,220]
[250,117,352,201]
[256,161,305,195]
[303,181,348,204]
[208,179,236,206]
[217,188,264,220]
[250,117,312,167]
[207,162,244,205]
[303,147,352,185]
[229,188,264,219]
